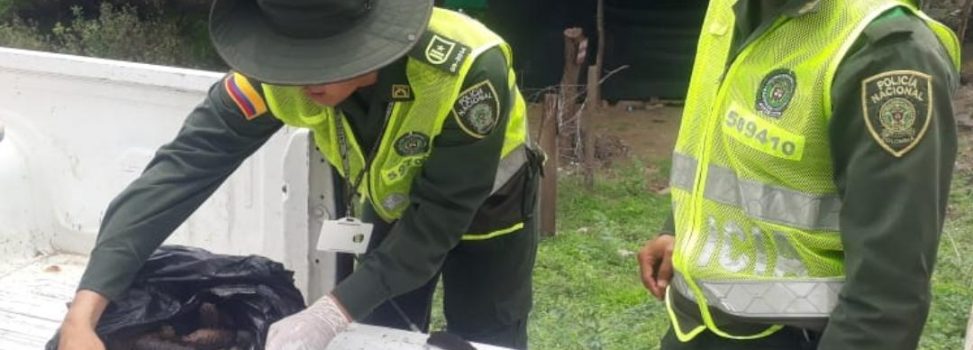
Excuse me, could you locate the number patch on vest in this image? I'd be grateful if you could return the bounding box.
[723,105,805,161]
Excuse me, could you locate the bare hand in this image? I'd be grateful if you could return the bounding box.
[638,234,675,301]
[57,322,105,350]
[58,290,110,350]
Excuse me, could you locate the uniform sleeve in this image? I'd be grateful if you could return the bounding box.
[332,47,512,319]
[660,211,675,236]
[77,75,283,301]
[818,13,958,350]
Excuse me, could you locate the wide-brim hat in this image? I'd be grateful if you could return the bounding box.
[210,0,433,85]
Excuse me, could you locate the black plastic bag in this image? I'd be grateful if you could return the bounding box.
[47,245,306,349]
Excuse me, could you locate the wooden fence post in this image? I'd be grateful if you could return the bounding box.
[559,28,585,160]
[539,94,559,237]
[582,66,599,189]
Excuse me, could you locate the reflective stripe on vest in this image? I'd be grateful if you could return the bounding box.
[672,273,843,319]
[492,144,528,193]
[671,153,841,231]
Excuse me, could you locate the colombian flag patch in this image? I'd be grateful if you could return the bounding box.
[224,73,267,120]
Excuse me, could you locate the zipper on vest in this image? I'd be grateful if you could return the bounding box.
[676,10,802,338]
[683,6,797,271]
[681,15,791,286]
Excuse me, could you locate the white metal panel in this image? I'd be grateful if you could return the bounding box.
[0,111,55,263]
[307,143,342,302]
[0,47,318,295]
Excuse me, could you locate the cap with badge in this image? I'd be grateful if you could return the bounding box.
[209,0,434,85]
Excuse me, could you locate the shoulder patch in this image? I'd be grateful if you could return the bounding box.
[452,80,500,139]
[223,72,268,120]
[861,70,932,157]
[409,31,471,75]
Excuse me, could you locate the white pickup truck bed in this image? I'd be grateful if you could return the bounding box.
[0,254,87,349]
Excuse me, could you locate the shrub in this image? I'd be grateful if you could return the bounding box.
[0,18,49,51]
[0,1,224,70]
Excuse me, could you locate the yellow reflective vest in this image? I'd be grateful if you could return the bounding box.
[668,0,960,341]
[261,8,529,224]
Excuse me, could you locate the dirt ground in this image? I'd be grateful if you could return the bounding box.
[529,82,973,176]
[527,102,682,165]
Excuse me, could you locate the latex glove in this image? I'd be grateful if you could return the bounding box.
[266,294,351,350]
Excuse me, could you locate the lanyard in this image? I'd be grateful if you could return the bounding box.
[334,102,395,218]
[332,104,419,332]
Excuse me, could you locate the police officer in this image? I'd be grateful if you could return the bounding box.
[56,1,540,349]
[638,0,960,349]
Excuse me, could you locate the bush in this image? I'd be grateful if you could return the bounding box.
[0,1,224,70]
[0,18,49,51]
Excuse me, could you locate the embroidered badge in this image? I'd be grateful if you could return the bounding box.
[862,70,932,157]
[391,84,413,101]
[426,35,456,65]
[223,72,267,120]
[394,132,430,156]
[410,31,470,74]
[755,69,797,118]
[453,80,501,138]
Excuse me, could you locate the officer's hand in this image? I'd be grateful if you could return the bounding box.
[57,322,105,350]
[266,294,351,350]
[638,234,675,301]
[58,290,109,350]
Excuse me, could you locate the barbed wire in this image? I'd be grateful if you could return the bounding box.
[532,65,631,163]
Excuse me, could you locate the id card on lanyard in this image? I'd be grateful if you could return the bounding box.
[316,102,395,255]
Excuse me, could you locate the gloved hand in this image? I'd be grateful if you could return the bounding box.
[265,294,351,350]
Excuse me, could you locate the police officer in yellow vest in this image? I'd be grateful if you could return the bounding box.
[638,0,960,349]
[56,1,541,349]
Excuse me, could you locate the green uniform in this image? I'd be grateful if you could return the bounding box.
[77,38,539,349]
[660,1,958,349]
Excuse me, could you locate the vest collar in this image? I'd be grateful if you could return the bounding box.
[374,57,413,101]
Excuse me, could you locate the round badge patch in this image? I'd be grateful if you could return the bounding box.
[467,103,497,134]
[756,69,797,118]
[878,97,918,136]
[394,132,430,156]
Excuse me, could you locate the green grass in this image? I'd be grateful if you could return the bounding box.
[436,157,973,349]
[428,143,973,350]
[527,161,673,349]
[920,164,973,350]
